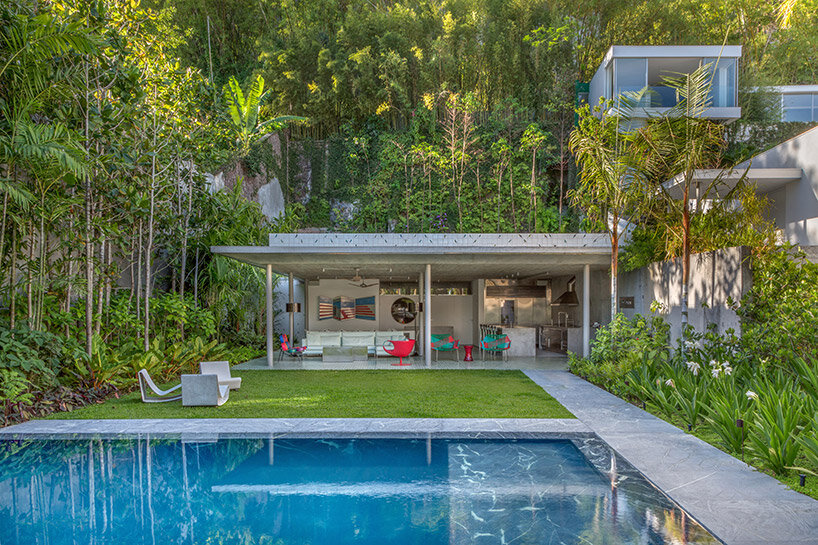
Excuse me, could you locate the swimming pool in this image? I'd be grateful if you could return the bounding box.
[0,435,719,544]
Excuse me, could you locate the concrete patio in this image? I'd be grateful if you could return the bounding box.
[234,353,569,370]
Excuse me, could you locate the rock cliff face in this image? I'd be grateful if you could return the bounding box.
[205,132,314,222]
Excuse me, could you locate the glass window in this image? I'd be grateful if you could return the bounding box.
[783,93,812,108]
[783,108,813,122]
[703,57,736,107]
[614,58,647,99]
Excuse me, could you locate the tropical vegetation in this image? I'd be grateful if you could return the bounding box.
[569,246,818,498]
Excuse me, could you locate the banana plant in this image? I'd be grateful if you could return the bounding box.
[222,75,305,155]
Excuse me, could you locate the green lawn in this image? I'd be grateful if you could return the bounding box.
[49,370,575,419]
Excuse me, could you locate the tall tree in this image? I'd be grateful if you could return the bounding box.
[569,94,648,321]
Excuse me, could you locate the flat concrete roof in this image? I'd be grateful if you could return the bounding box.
[599,45,742,69]
[212,233,612,281]
[662,167,803,198]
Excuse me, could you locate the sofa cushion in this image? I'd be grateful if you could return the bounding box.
[305,331,322,347]
[342,331,374,347]
[319,332,342,347]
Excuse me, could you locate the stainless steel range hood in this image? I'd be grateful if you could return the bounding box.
[552,276,579,306]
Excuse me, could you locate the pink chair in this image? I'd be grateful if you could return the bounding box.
[383,339,416,366]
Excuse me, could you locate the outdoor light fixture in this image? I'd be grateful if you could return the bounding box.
[735,419,744,428]
[286,303,301,313]
[800,474,807,487]
[417,302,424,312]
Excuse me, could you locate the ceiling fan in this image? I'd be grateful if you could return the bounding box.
[348,268,378,288]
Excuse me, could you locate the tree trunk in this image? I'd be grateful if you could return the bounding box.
[84,62,94,358]
[94,236,105,336]
[9,225,16,329]
[193,246,199,307]
[179,160,193,300]
[611,228,619,321]
[143,171,156,351]
[26,217,34,323]
[135,219,143,321]
[681,187,691,359]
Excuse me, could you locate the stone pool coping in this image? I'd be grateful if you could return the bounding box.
[0,417,589,438]
[523,370,818,545]
[2,370,818,544]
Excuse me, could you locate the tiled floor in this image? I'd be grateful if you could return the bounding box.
[234,353,569,370]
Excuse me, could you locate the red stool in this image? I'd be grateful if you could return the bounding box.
[383,339,416,366]
[463,345,474,362]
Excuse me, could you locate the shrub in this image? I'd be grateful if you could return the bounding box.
[569,313,670,395]
[0,325,85,388]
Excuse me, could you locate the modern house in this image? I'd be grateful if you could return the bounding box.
[213,234,614,367]
[661,126,818,261]
[589,45,742,122]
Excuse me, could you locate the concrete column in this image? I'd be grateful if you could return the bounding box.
[288,272,294,341]
[425,263,432,368]
[266,264,274,368]
[583,264,591,358]
[417,271,424,357]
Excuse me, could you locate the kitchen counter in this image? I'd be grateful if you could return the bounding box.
[495,326,537,357]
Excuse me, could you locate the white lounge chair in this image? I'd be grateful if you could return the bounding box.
[137,369,182,403]
[199,360,242,390]
[181,374,229,406]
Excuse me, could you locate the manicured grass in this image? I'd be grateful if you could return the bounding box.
[48,370,575,419]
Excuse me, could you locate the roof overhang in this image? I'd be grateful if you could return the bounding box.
[600,45,742,69]
[211,233,612,281]
[662,167,803,199]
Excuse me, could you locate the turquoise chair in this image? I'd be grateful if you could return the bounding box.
[480,334,510,361]
[431,334,460,361]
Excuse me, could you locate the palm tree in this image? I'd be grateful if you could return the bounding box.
[222,75,305,156]
[632,63,740,352]
[569,93,650,321]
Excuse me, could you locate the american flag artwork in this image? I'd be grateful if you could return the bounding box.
[333,296,355,320]
[354,296,376,320]
[317,296,333,321]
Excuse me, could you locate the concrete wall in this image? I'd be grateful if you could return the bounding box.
[738,126,818,253]
[619,246,752,341]
[274,277,305,342]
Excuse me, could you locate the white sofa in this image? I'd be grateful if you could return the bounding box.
[302,330,411,358]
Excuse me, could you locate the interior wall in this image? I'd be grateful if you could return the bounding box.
[429,295,474,344]
[305,279,380,332]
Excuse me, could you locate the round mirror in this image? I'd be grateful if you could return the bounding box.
[390,297,416,324]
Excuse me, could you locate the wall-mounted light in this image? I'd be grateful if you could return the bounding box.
[417,302,424,312]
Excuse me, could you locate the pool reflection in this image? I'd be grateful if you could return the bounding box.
[0,437,719,544]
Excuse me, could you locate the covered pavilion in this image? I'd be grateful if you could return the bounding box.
[212,233,612,367]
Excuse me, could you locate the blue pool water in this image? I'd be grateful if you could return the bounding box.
[0,436,719,544]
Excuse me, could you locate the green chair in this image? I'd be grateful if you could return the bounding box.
[431,334,461,361]
[480,334,510,361]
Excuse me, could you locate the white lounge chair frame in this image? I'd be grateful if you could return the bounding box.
[199,361,242,390]
[138,369,182,403]
[181,374,230,407]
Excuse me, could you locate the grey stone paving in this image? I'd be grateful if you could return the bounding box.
[235,354,569,370]
[0,417,589,438]
[524,369,818,545]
